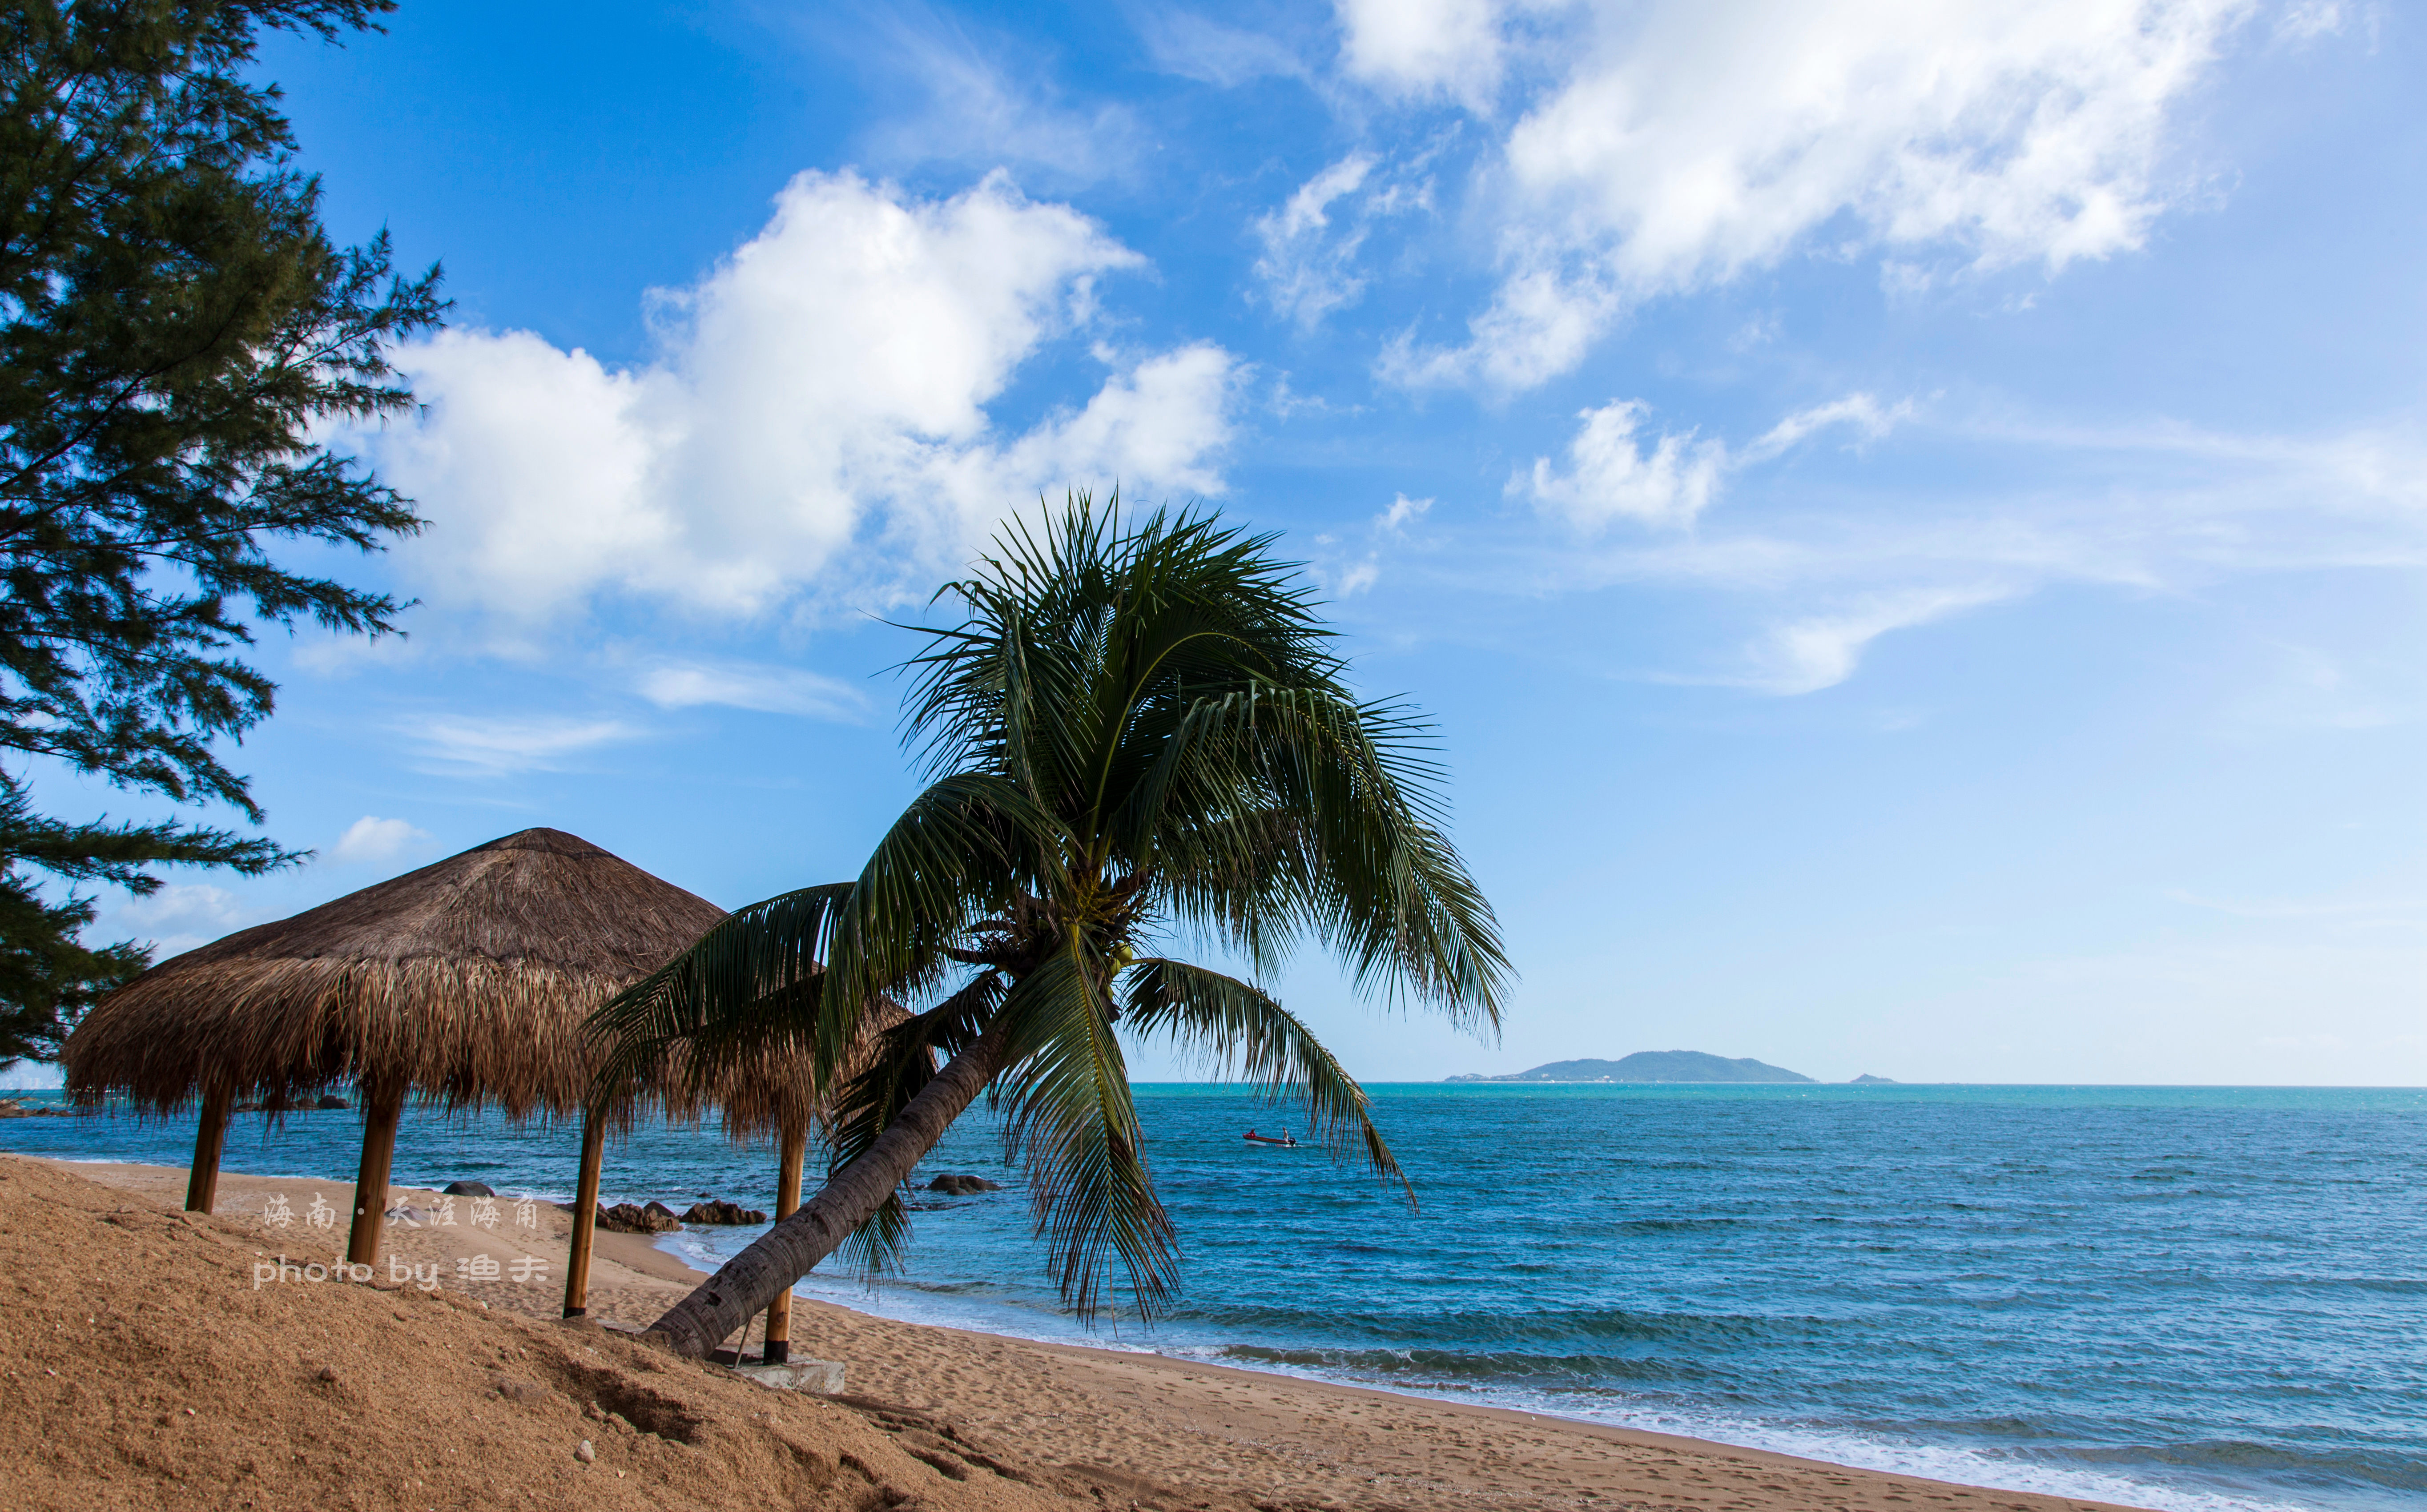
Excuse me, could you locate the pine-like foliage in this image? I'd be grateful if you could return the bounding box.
[0,1,442,1065]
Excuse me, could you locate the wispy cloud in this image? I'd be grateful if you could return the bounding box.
[326,816,436,865]
[636,660,869,720]
[101,883,273,960]
[1460,403,2427,693]
[1741,394,1914,465]
[1318,493,1436,598]
[407,716,642,776]
[1254,153,1378,327]
[1735,585,2015,695]
[1379,492,1432,534]
[1137,8,1309,86]
[1253,149,1438,330]
[1516,393,1910,531]
[861,10,1142,185]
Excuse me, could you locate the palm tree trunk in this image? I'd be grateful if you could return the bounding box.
[644,1018,1012,1359]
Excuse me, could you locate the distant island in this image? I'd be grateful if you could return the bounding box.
[1850,1074,1898,1085]
[1449,1051,1815,1084]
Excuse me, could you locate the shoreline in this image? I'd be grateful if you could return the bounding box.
[660,1233,2239,1512]
[8,1152,2157,1512]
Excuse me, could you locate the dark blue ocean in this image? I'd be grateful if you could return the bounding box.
[6,1082,2422,1512]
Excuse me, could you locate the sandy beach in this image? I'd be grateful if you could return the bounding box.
[0,1152,2152,1512]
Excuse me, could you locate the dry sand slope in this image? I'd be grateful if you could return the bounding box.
[0,1157,1091,1512]
[1,1156,2145,1512]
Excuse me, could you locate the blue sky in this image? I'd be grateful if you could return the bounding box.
[18,0,2424,1089]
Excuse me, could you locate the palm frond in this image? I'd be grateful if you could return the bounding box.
[816,770,1067,1074]
[1131,682,1510,1029]
[585,883,855,1110]
[992,943,1177,1321]
[1122,957,1407,1197]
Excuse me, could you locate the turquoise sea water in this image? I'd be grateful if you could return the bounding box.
[6,1082,2422,1512]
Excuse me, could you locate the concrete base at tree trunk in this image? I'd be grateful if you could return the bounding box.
[729,1359,845,1393]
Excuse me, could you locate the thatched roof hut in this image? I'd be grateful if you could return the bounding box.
[62,828,726,1262]
[65,828,724,1118]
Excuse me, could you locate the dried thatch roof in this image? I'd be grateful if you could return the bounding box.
[63,828,725,1118]
[658,996,910,1144]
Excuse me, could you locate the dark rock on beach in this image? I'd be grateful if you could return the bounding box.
[443,1180,496,1197]
[680,1199,768,1225]
[926,1174,1002,1196]
[594,1202,679,1234]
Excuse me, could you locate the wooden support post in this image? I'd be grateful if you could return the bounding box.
[185,1084,233,1214]
[562,1109,607,1318]
[345,1078,407,1268]
[759,1117,808,1364]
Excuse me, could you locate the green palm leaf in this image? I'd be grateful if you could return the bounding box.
[1122,957,1407,1196]
[586,882,855,1110]
[993,942,1177,1320]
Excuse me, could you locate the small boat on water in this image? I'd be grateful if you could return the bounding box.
[1244,1130,1299,1147]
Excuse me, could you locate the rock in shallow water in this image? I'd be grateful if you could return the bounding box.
[926,1173,1002,1196]
[594,1202,679,1234]
[680,1199,768,1225]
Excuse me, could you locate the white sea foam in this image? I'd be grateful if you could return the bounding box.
[653,1226,2310,1512]
[1436,1390,2316,1512]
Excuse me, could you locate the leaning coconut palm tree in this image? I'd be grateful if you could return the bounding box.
[594,495,1509,1359]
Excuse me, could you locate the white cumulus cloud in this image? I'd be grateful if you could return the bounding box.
[1336,0,1506,109]
[1521,400,1727,530]
[355,170,1237,633]
[1360,0,2265,389]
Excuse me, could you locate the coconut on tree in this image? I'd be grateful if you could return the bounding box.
[593,497,1509,1359]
